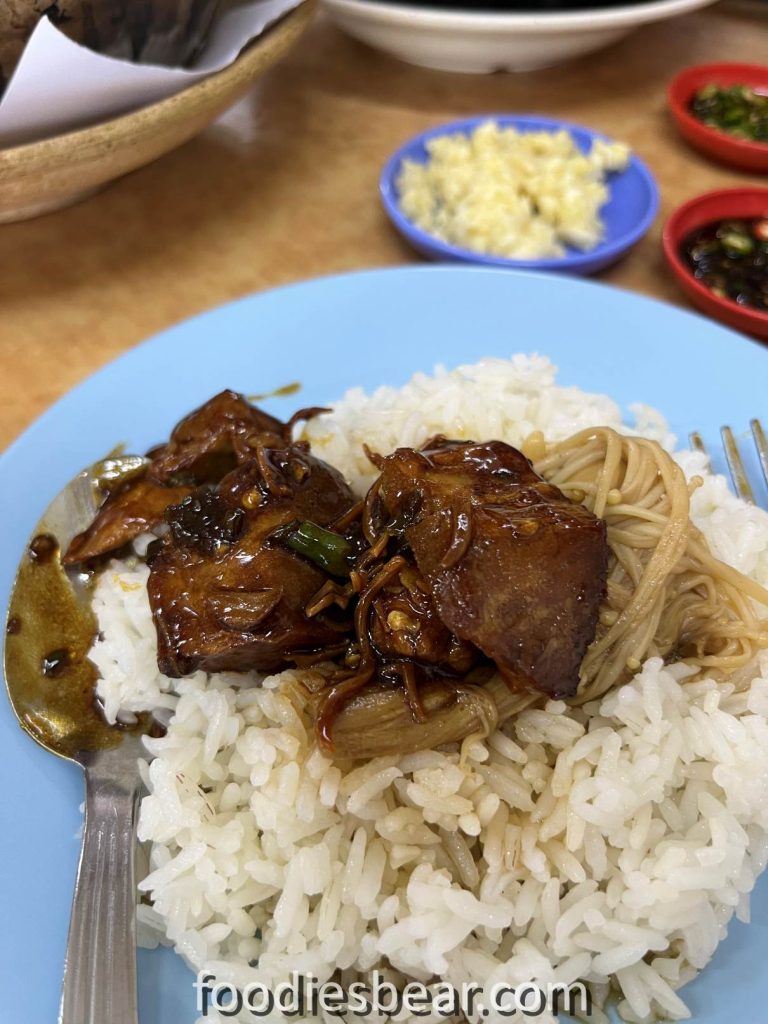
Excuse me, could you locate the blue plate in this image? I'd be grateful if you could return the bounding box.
[1,267,766,1023]
[380,115,659,275]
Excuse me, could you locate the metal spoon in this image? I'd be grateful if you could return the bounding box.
[4,458,151,1024]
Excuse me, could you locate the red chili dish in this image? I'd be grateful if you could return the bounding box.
[668,64,768,173]
[663,188,768,341]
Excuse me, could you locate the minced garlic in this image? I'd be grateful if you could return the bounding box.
[397,120,631,260]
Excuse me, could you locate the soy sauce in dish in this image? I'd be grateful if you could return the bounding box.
[680,219,768,313]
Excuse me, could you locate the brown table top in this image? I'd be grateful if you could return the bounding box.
[0,1,765,452]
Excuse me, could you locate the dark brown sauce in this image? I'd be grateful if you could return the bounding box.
[147,719,168,740]
[91,451,147,498]
[28,533,58,564]
[6,454,192,757]
[6,529,127,757]
[680,219,768,312]
[42,648,74,677]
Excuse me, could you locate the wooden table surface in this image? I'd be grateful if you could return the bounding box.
[0,1,765,452]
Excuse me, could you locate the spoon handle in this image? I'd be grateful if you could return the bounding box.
[59,754,141,1024]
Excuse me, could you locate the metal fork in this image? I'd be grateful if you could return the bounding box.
[690,419,768,506]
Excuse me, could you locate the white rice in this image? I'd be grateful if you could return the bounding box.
[89,355,768,1023]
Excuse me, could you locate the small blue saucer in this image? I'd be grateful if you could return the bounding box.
[380,114,659,275]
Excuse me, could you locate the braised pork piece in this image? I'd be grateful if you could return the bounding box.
[146,389,287,484]
[62,391,325,564]
[147,448,356,676]
[64,392,610,753]
[64,477,194,564]
[368,438,610,699]
[62,390,286,564]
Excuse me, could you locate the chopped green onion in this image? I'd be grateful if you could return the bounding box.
[690,84,768,144]
[284,521,353,576]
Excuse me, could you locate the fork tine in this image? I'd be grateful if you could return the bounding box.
[721,426,755,504]
[751,419,768,492]
[689,431,707,456]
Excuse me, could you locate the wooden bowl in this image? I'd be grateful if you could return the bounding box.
[0,1,313,223]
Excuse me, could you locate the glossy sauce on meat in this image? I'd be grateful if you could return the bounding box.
[63,390,295,566]
[63,393,611,756]
[148,390,287,484]
[368,563,476,675]
[63,477,192,564]
[147,445,357,676]
[370,438,609,699]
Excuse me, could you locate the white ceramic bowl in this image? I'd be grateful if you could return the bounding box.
[322,0,719,73]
